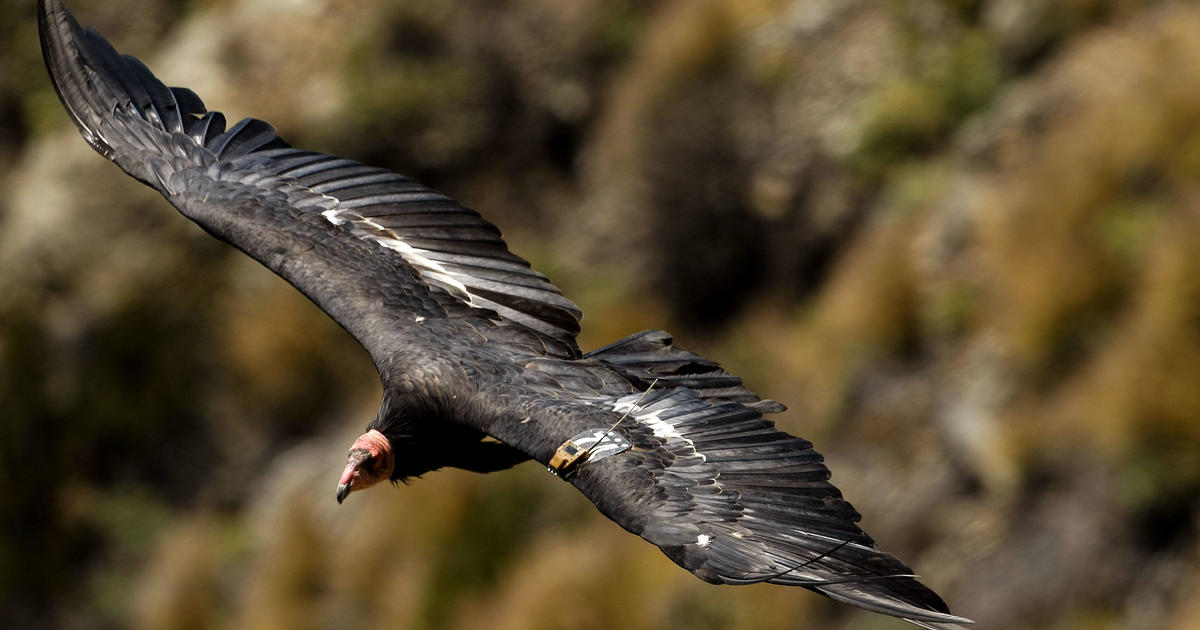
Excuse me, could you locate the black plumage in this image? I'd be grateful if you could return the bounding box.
[38,1,970,627]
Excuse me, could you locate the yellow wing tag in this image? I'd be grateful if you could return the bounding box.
[548,429,632,476]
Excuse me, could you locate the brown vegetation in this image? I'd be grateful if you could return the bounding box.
[4,0,1200,628]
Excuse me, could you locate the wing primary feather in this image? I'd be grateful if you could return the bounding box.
[270,151,337,175]
[309,172,409,194]
[169,86,206,115]
[209,118,289,158]
[81,30,146,109]
[206,117,254,157]
[338,191,455,208]
[297,164,384,187]
[718,538,855,585]
[189,111,226,146]
[121,54,180,133]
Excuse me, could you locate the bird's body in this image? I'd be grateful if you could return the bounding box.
[39,1,971,626]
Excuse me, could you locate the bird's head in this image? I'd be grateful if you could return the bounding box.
[336,429,395,504]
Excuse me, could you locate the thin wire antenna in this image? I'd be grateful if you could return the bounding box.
[721,538,857,585]
[585,377,659,456]
[548,378,661,477]
[723,572,921,587]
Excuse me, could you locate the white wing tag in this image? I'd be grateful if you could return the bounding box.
[547,429,632,476]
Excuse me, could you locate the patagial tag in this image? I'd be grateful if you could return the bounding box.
[548,429,632,476]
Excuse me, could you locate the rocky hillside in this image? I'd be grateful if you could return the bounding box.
[3,1,1199,628]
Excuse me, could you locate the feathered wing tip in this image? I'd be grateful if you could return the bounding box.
[39,0,583,352]
[562,335,975,627]
[817,581,974,628]
[905,617,973,630]
[40,0,120,156]
[39,0,288,179]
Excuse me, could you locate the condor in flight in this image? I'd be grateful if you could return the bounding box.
[40,1,970,626]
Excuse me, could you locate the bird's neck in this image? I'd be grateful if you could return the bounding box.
[368,393,428,482]
[368,388,512,482]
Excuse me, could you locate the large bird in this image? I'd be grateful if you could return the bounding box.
[39,1,971,626]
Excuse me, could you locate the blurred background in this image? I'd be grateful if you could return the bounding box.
[3,0,1200,628]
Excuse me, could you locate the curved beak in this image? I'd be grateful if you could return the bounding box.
[336,448,369,505]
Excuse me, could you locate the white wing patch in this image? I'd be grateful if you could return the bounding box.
[612,397,704,460]
[315,203,479,306]
[368,235,475,303]
[697,534,712,548]
[291,169,583,347]
[320,207,349,225]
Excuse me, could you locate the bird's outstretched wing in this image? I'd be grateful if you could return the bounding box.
[41,2,968,626]
[476,332,972,629]
[39,0,582,362]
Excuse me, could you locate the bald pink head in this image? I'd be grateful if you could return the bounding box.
[336,429,394,504]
